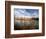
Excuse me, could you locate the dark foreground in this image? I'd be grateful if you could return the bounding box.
[14,18,39,30]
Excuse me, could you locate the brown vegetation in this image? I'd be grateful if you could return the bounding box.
[14,17,35,30]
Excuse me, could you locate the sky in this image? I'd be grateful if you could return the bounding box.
[14,8,39,18]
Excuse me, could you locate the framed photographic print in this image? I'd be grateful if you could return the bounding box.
[5,1,45,38]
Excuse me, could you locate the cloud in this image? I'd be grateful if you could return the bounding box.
[14,8,39,18]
